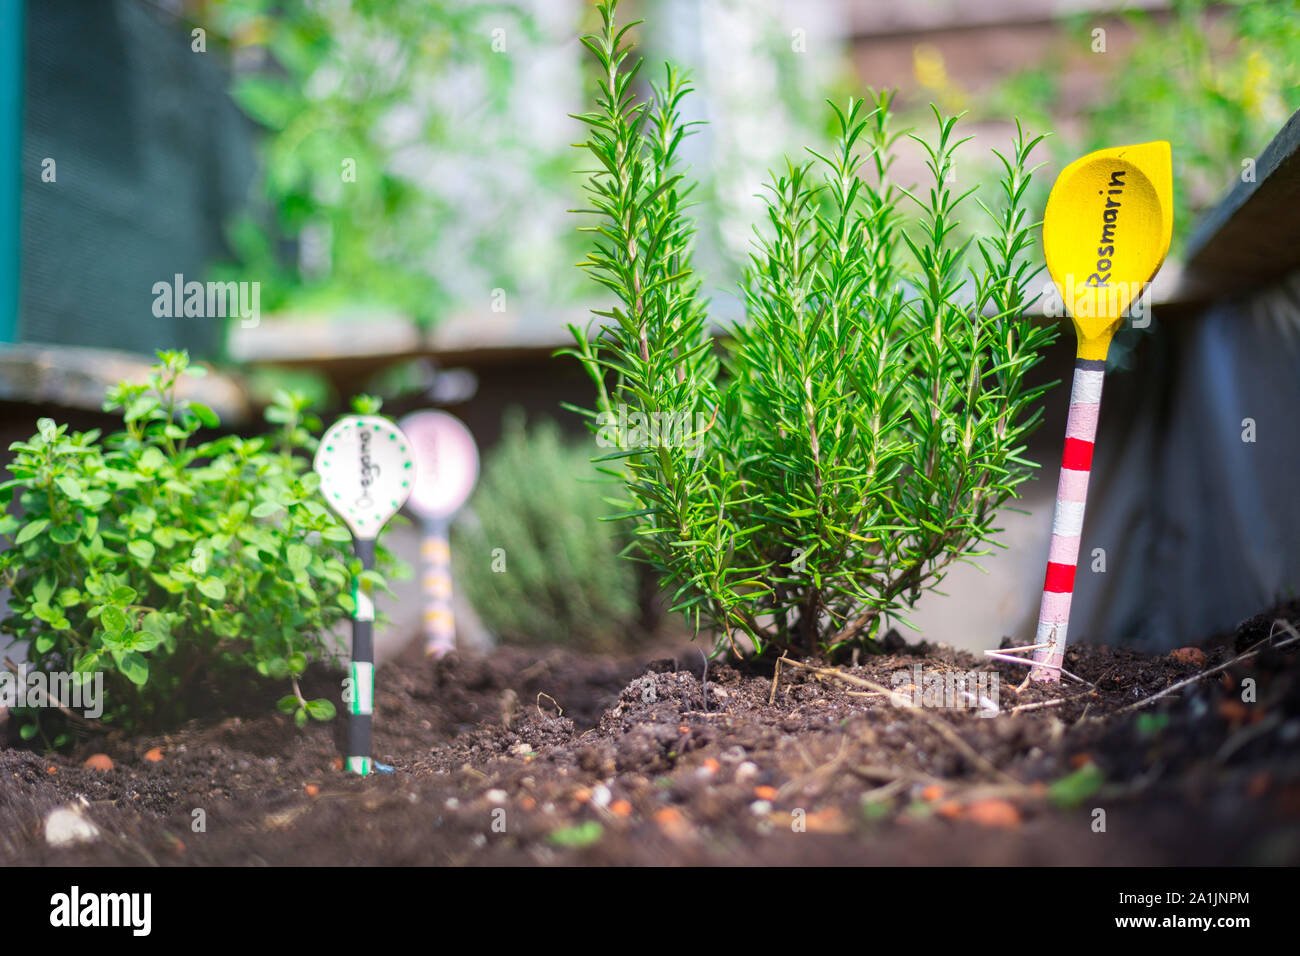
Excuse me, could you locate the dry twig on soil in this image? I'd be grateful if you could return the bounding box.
[777,657,1019,785]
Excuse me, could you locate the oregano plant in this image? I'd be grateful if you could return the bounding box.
[0,351,401,739]
[564,0,1057,657]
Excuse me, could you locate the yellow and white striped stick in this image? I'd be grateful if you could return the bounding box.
[422,520,456,657]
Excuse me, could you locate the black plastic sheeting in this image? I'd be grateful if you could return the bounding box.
[1068,277,1300,651]
[19,0,256,355]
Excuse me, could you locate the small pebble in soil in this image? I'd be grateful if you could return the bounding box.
[45,804,101,847]
[1171,647,1207,667]
[485,789,507,804]
[591,784,612,808]
[735,761,759,783]
[83,754,113,772]
[750,800,773,816]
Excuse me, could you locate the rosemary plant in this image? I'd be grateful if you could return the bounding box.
[564,0,1056,657]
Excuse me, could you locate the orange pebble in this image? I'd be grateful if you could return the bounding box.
[610,799,632,818]
[961,799,1022,829]
[83,753,113,772]
[920,784,944,802]
[573,787,591,804]
[520,796,536,811]
[1171,647,1206,667]
[331,757,344,771]
[653,807,691,839]
[47,766,57,774]
[754,785,778,801]
[144,747,164,763]
[305,783,320,797]
[1069,752,1093,769]
[936,800,963,819]
[703,758,720,774]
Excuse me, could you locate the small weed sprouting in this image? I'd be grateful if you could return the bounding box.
[0,351,401,739]
[564,1,1057,658]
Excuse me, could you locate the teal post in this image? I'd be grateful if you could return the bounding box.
[0,0,23,343]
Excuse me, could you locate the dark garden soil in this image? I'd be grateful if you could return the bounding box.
[2,603,1299,866]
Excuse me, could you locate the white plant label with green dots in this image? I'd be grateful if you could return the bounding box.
[313,416,414,540]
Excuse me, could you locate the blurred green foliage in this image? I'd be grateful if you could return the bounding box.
[994,0,1300,251]
[451,412,641,652]
[208,0,577,324]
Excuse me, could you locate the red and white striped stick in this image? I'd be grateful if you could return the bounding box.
[1030,140,1171,683]
[1030,358,1105,680]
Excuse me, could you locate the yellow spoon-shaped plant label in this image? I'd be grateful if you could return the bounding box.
[1042,140,1173,361]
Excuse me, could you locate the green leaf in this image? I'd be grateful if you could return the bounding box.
[150,571,186,595]
[117,651,149,686]
[188,402,220,428]
[1047,763,1105,809]
[110,585,138,606]
[141,610,170,639]
[49,524,80,544]
[55,475,83,499]
[294,707,308,728]
[139,447,167,473]
[32,574,55,606]
[287,543,311,572]
[287,651,308,675]
[276,695,299,714]
[15,519,48,545]
[305,699,336,721]
[252,501,284,518]
[19,723,37,741]
[196,577,227,601]
[99,605,128,633]
[128,539,156,564]
[548,821,604,848]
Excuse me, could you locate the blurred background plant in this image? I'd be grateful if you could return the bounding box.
[205,0,588,325]
[451,411,642,652]
[990,0,1300,252]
